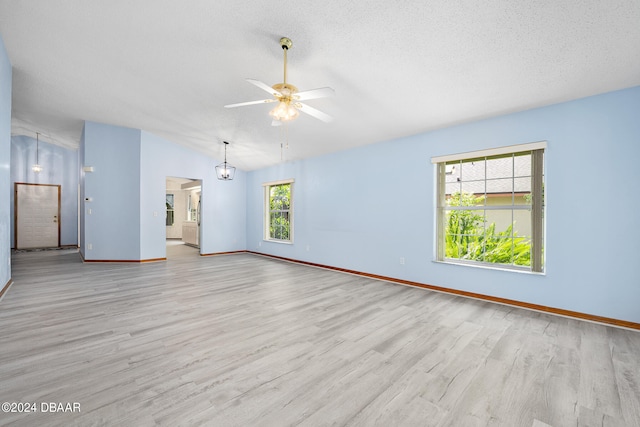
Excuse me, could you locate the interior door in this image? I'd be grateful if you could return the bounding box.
[15,183,61,249]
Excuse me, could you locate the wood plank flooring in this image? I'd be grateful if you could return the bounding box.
[1,244,639,426]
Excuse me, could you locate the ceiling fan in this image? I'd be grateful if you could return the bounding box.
[224,37,334,124]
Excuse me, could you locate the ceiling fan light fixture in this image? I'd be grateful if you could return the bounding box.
[269,100,299,121]
[215,141,236,181]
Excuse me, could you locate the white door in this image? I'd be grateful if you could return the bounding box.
[16,183,60,249]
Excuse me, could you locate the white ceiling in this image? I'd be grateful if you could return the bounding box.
[1,1,639,171]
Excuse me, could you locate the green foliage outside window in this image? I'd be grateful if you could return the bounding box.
[269,184,291,240]
[445,192,531,266]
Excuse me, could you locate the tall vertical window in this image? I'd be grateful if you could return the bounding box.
[166,194,174,226]
[433,142,545,272]
[264,180,294,242]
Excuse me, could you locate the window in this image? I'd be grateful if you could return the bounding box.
[264,180,294,242]
[433,142,545,272]
[166,194,174,226]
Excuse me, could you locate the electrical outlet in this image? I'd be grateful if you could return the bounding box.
[153,211,158,217]
[400,257,405,265]
[88,208,92,215]
[258,241,262,247]
[88,243,93,250]
[306,245,310,252]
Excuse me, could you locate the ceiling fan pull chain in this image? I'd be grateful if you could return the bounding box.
[279,121,290,162]
[285,122,289,150]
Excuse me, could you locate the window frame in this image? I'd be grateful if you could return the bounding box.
[432,142,546,273]
[263,179,294,244]
[166,193,175,227]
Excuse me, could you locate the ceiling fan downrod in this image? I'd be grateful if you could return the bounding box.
[280,37,292,85]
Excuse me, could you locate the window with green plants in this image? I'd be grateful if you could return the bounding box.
[264,180,293,242]
[434,143,545,272]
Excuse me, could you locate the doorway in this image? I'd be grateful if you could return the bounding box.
[166,177,202,258]
[15,183,61,249]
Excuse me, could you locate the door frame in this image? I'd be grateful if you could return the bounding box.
[165,177,202,256]
[14,182,61,249]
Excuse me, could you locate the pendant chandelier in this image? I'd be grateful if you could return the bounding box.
[32,132,43,173]
[215,141,236,181]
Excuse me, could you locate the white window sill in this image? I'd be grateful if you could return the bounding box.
[432,259,545,275]
[264,239,294,245]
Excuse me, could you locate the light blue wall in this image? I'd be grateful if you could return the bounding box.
[10,135,79,247]
[81,122,246,261]
[140,131,246,260]
[247,86,640,324]
[82,121,141,260]
[0,35,11,287]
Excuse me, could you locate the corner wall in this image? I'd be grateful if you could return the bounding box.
[246,86,640,324]
[82,121,142,260]
[80,122,247,262]
[0,35,12,290]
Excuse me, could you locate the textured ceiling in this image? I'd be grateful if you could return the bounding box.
[1,1,639,171]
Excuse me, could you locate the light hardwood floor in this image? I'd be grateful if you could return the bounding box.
[1,245,639,426]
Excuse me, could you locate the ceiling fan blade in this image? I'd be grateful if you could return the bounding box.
[224,99,277,108]
[294,87,335,101]
[296,102,333,123]
[247,79,282,97]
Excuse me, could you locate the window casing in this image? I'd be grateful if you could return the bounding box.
[433,142,545,272]
[264,179,294,243]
